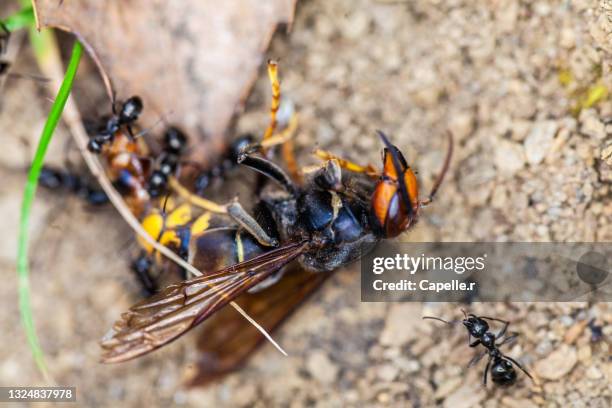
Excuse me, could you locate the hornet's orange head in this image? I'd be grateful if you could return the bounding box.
[370,131,419,238]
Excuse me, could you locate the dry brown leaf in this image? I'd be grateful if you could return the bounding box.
[33,0,297,163]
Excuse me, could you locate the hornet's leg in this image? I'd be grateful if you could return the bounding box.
[262,60,281,144]
[227,201,278,247]
[313,149,378,178]
[169,177,228,213]
[238,153,297,196]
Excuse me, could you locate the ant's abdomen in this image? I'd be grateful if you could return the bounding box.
[491,360,517,386]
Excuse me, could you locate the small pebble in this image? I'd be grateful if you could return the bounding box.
[534,345,578,380]
[434,376,462,400]
[577,345,592,363]
[563,319,589,345]
[379,304,423,347]
[306,351,338,385]
[601,144,612,166]
[494,140,526,176]
[377,364,399,382]
[524,121,557,165]
[585,366,603,380]
[580,110,606,139]
[501,396,539,408]
[443,383,486,408]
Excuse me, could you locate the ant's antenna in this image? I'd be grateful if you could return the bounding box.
[422,316,461,325]
[131,112,172,140]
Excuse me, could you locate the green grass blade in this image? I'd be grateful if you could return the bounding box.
[1,6,35,31]
[17,40,83,383]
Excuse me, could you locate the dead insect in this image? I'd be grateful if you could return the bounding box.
[100,111,453,367]
[423,310,533,387]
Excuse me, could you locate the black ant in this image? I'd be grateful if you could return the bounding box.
[39,166,109,205]
[192,133,255,195]
[588,318,604,343]
[87,96,143,153]
[423,310,533,387]
[146,126,188,197]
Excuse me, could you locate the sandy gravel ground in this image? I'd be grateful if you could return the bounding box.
[1,0,611,407]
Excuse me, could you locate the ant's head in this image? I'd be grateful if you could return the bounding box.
[87,138,103,153]
[119,96,143,124]
[370,131,419,238]
[462,315,489,338]
[164,127,188,154]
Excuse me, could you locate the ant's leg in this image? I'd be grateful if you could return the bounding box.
[419,132,453,207]
[494,319,510,339]
[480,316,510,339]
[468,351,486,367]
[504,356,534,381]
[238,153,297,195]
[496,332,519,348]
[479,316,509,325]
[227,201,278,247]
[483,356,492,386]
[168,177,228,213]
[469,338,482,348]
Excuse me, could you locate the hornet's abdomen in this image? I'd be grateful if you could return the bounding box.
[190,228,267,273]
